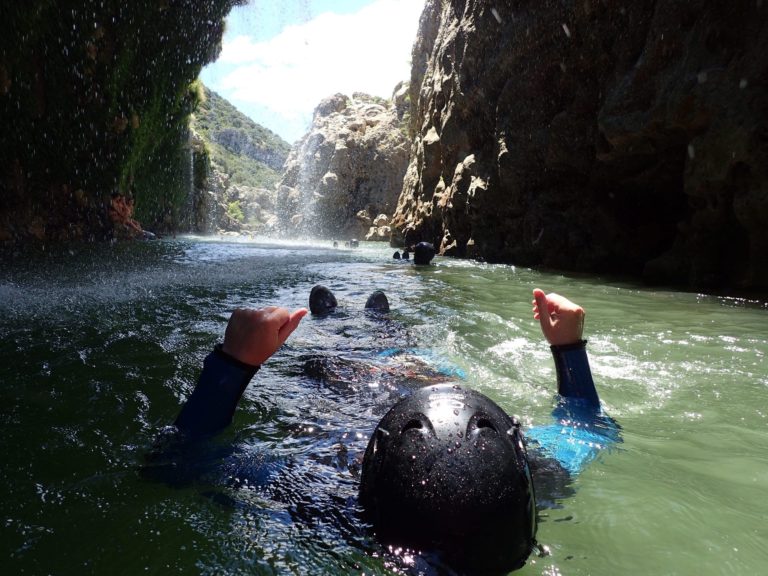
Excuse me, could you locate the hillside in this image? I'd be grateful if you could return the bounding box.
[192,86,290,189]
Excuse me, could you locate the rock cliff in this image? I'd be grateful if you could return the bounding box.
[276,86,411,240]
[393,0,768,291]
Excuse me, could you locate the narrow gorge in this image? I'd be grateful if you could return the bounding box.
[2,1,767,293]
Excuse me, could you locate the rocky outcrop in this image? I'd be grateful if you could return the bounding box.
[393,0,768,291]
[210,128,286,171]
[275,85,411,239]
[192,85,290,180]
[200,164,278,235]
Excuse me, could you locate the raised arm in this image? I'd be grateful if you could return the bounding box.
[174,306,307,437]
[532,288,599,407]
[526,290,620,478]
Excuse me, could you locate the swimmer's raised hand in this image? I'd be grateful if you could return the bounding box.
[222,307,308,366]
[532,289,585,346]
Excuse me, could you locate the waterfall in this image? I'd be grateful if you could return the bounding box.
[188,128,215,235]
[295,132,323,239]
[186,136,195,231]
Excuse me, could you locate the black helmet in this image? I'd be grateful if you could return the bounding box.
[309,285,337,315]
[413,241,435,265]
[365,290,389,312]
[360,384,536,573]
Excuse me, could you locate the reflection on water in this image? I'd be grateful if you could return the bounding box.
[1,236,767,575]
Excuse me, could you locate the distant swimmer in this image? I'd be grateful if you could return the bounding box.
[308,284,338,316]
[392,251,401,260]
[364,290,389,312]
[413,241,435,265]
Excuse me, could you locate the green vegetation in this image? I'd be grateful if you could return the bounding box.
[226,200,245,223]
[192,86,290,190]
[207,141,283,189]
[352,92,390,108]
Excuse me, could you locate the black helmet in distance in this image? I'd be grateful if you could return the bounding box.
[413,241,435,265]
[359,384,536,574]
[364,290,390,313]
[309,284,337,315]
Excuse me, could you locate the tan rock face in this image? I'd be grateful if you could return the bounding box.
[393,0,768,291]
[276,87,411,240]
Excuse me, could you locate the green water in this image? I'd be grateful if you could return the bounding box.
[1,237,766,575]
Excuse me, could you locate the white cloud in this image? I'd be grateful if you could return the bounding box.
[210,0,425,142]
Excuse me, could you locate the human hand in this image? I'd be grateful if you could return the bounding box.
[222,307,308,366]
[532,288,585,346]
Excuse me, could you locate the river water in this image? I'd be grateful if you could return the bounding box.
[1,237,766,576]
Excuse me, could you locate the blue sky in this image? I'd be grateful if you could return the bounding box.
[200,0,426,144]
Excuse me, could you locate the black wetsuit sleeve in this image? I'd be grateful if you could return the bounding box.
[174,344,259,437]
[550,340,599,408]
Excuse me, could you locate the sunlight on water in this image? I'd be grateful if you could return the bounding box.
[1,237,767,575]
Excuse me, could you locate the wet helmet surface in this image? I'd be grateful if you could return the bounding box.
[413,241,435,265]
[360,384,537,573]
[364,290,390,312]
[309,285,338,315]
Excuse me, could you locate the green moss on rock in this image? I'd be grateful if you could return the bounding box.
[0,0,245,242]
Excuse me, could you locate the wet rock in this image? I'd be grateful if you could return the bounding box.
[0,2,244,244]
[392,0,768,291]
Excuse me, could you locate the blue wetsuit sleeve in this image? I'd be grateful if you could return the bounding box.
[526,340,621,475]
[551,340,599,407]
[174,344,259,437]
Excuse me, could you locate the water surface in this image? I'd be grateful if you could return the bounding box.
[1,237,766,575]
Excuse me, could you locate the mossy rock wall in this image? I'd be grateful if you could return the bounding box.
[0,0,244,241]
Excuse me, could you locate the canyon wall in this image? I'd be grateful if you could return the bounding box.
[393,0,768,291]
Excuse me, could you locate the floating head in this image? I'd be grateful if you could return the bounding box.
[360,384,536,573]
[364,290,390,313]
[413,242,436,265]
[309,285,338,316]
